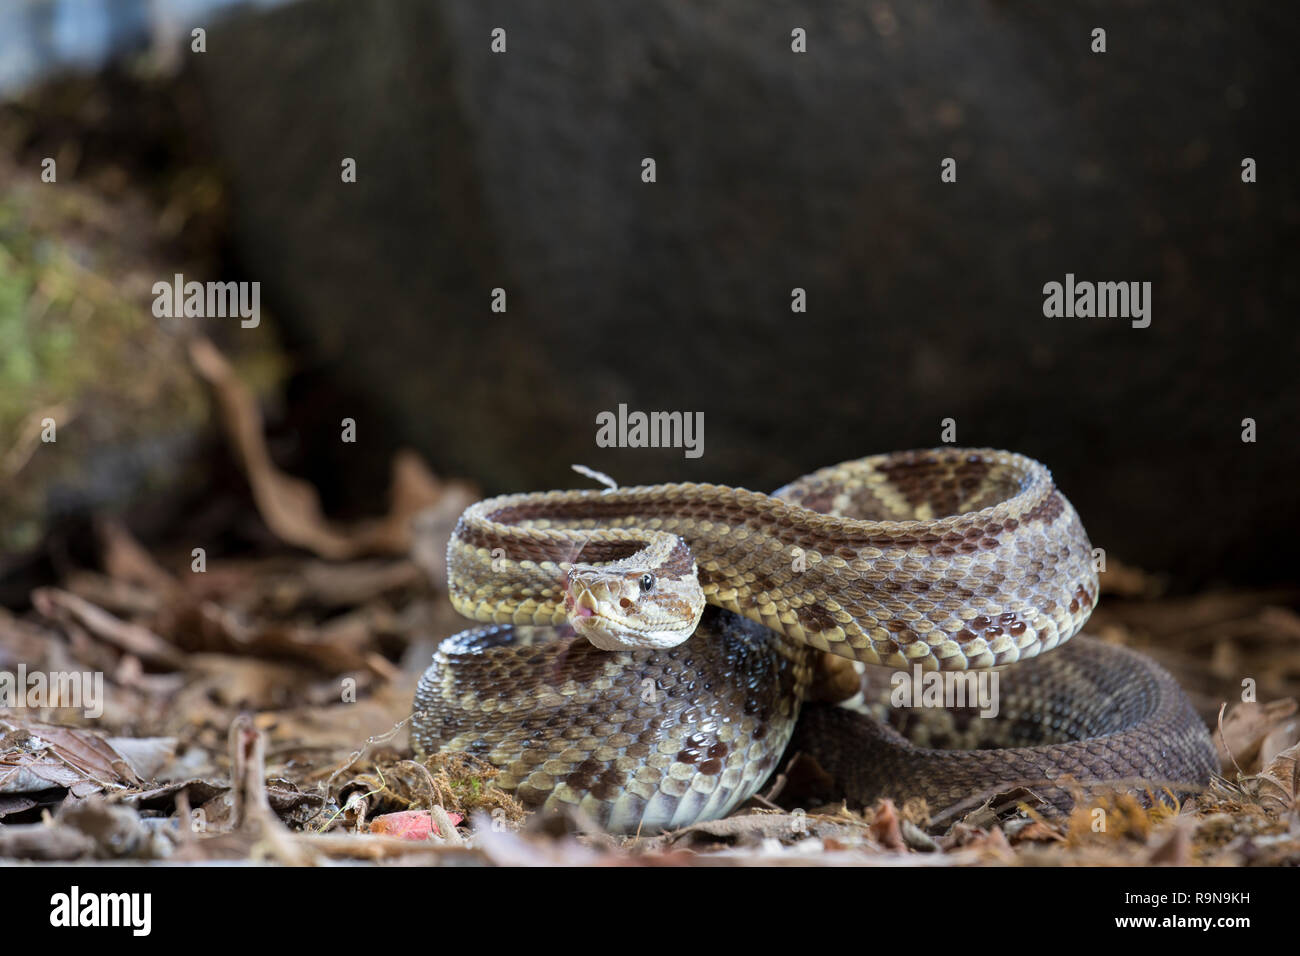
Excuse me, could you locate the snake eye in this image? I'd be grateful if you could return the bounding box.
[639,573,656,593]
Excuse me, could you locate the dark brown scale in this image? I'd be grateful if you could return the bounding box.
[1022,490,1066,525]
[599,768,627,788]
[798,491,837,514]
[796,603,837,632]
[566,770,595,789]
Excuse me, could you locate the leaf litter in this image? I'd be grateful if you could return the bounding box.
[0,343,1297,865]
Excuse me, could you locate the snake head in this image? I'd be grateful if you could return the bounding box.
[562,541,705,651]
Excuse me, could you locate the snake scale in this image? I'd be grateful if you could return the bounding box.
[413,448,1216,833]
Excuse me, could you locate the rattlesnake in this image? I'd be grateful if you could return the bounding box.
[413,449,1216,832]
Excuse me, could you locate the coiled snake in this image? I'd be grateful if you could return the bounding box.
[413,449,1216,832]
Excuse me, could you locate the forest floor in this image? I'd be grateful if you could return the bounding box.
[2,343,1297,867]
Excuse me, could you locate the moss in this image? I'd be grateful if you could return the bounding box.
[0,169,280,556]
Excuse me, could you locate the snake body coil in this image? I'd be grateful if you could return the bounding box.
[413,448,1216,832]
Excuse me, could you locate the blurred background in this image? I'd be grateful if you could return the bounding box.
[0,0,1297,864]
[1,0,1297,595]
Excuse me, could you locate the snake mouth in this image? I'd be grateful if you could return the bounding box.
[564,579,696,651]
[565,582,600,618]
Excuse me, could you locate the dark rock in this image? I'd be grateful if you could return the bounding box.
[193,0,1299,586]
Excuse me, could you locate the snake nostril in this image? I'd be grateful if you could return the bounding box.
[619,597,633,609]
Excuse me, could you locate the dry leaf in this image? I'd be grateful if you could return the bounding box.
[1260,718,1300,767]
[1012,820,1066,844]
[660,811,808,845]
[0,721,158,796]
[104,736,177,780]
[1146,819,1193,865]
[868,799,906,851]
[190,337,475,559]
[97,516,179,592]
[1254,741,1299,815]
[31,587,184,669]
[1216,699,1299,774]
[0,822,97,861]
